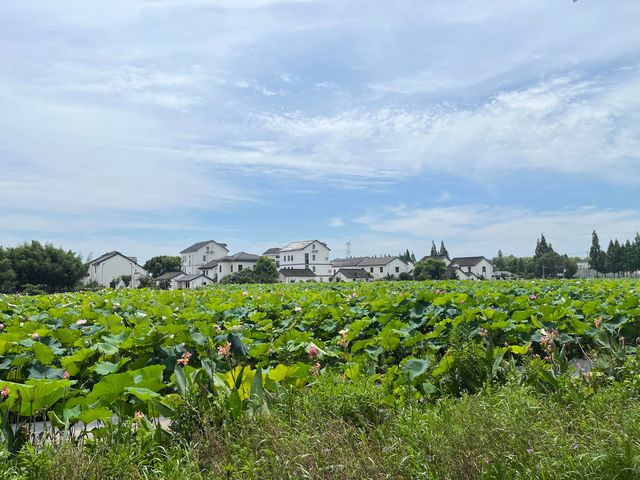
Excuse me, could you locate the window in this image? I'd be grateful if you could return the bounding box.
[203,255,206,261]
[312,244,315,249]
[467,266,471,272]
[370,267,373,273]
[231,265,234,272]
[238,265,243,271]
[312,255,316,261]
[482,266,487,273]
[219,265,222,272]
[312,266,316,272]
[395,266,400,273]
[305,253,309,264]
[380,267,383,273]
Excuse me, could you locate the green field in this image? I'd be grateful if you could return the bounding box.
[2,280,640,479]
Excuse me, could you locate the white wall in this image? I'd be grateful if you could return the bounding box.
[279,242,332,281]
[361,258,409,280]
[217,261,256,281]
[181,242,228,274]
[88,255,148,287]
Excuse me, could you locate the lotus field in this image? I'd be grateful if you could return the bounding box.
[1,280,639,448]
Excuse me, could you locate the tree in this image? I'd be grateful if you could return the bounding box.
[430,241,438,256]
[439,241,449,258]
[413,258,447,280]
[589,230,605,274]
[253,256,279,283]
[534,234,554,258]
[0,247,17,293]
[143,255,182,278]
[4,241,86,293]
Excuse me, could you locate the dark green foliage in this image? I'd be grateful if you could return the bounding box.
[589,230,606,273]
[430,241,438,256]
[143,256,182,278]
[0,241,85,293]
[439,241,449,257]
[221,256,279,284]
[413,258,447,280]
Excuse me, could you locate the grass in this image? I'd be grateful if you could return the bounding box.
[3,375,640,479]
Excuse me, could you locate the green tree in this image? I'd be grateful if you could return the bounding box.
[589,230,605,274]
[439,241,449,258]
[143,255,182,278]
[253,256,279,283]
[413,258,447,280]
[0,247,17,293]
[534,234,554,258]
[430,241,438,256]
[4,241,86,292]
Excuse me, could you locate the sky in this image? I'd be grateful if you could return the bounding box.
[1,0,640,263]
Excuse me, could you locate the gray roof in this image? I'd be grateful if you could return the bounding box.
[357,256,404,267]
[200,260,219,269]
[331,257,368,268]
[155,271,184,281]
[280,240,329,252]
[176,273,213,282]
[279,268,316,277]
[200,252,260,269]
[450,256,490,267]
[333,268,373,279]
[263,247,281,255]
[180,240,228,254]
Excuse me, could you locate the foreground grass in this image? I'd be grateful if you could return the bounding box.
[4,377,640,479]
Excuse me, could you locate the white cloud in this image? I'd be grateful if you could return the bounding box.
[328,217,344,228]
[354,204,640,258]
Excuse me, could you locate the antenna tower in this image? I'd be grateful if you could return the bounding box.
[345,240,352,258]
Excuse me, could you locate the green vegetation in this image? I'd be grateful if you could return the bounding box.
[0,242,86,294]
[1,279,640,478]
[142,256,181,278]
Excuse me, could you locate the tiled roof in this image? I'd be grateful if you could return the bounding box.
[155,271,184,281]
[357,256,403,267]
[280,240,329,252]
[263,247,281,255]
[279,268,316,277]
[180,240,228,254]
[331,257,368,267]
[450,256,489,267]
[333,268,373,279]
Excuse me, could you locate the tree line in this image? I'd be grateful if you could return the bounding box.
[589,231,640,277]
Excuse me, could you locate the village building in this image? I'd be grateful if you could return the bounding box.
[85,251,148,287]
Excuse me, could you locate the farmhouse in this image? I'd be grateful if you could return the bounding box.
[85,251,148,287]
[174,273,215,289]
[201,252,260,281]
[279,268,317,283]
[278,240,332,281]
[355,256,411,280]
[180,240,228,275]
[154,271,184,289]
[331,268,373,282]
[449,256,493,280]
[262,247,281,268]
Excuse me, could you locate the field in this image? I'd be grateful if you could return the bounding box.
[2,280,640,479]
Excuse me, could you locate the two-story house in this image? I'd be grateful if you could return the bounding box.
[278,240,332,281]
[448,256,493,279]
[200,252,260,281]
[85,251,148,287]
[180,240,228,275]
[262,248,281,268]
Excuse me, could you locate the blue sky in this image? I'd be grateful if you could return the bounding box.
[2,0,640,262]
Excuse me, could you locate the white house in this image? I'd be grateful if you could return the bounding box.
[331,268,373,282]
[330,257,368,275]
[448,256,493,279]
[201,252,260,281]
[85,251,148,287]
[279,268,317,283]
[180,240,228,275]
[356,256,411,280]
[174,273,215,289]
[154,271,184,289]
[278,240,332,281]
[262,248,281,268]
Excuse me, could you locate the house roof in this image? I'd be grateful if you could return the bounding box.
[333,268,373,279]
[175,273,213,282]
[263,247,281,255]
[279,268,316,277]
[280,240,330,252]
[331,257,368,268]
[419,255,450,263]
[200,260,219,269]
[180,240,228,254]
[155,271,184,281]
[90,251,145,269]
[219,252,260,262]
[450,256,490,267]
[357,256,404,267]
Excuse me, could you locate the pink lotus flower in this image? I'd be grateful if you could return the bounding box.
[218,341,232,357]
[1,387,9,398]
[308,345,318,358]
[242,291,249,297]
[177,351,192,366]
[63,371,70,379]
[529,294,537,300]
[31,333,40,340]
[526,448,534,454]
[0,323,4,330]
[76,319,87,325]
